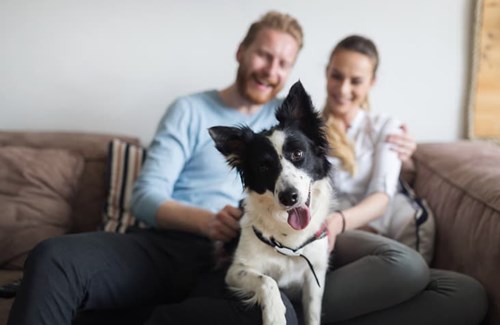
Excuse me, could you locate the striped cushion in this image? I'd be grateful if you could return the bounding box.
[102,139,149,233]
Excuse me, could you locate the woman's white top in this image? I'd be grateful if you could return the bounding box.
[328,110,402,233]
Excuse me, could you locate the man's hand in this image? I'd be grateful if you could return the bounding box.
[386,123,417,163]
[205,205,242,242]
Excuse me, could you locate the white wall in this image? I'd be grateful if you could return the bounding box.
[0,0,475,145]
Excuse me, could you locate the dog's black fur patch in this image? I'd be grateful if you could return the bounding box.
[209,81,330,195]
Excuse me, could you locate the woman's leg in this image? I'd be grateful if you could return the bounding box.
[321,230,487,325]
[8,229,212,325]
[331,269,487,325]
[321,230,429,323]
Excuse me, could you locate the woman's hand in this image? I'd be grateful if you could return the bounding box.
[326,211,345,253]
[386,123,417,163]
[205,205,242,242]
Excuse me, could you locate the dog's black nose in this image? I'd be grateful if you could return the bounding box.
[278,188,298,207]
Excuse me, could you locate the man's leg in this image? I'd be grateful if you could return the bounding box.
[8,228,212,325]
[145,269,299,325]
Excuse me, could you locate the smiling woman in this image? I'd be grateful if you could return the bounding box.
[468,0,500,142]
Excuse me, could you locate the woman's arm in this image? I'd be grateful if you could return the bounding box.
[327,117,402,251]
[326,192,389,252]
[340,192,389,230]
[386,123,417,163]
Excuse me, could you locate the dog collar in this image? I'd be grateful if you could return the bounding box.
[252,223,328,287]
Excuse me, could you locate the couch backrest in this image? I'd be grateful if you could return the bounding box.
[0,131,140,233]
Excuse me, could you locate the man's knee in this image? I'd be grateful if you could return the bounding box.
[26,236,79,272]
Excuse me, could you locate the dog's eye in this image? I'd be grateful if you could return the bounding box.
[291,150,303,161]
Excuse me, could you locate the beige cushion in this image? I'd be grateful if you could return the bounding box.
[390,181,435,265]
[0,146,84,269]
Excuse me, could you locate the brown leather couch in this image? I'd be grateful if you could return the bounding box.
[0,131,140,325]
[406,141,500,325]
[0,132,499,324]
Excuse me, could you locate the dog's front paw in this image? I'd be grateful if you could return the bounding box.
[262,303,287,325]
[262,294,287,325]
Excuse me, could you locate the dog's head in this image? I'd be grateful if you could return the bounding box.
[209,81,331,230]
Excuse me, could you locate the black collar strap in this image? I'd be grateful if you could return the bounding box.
[252,223,328,287]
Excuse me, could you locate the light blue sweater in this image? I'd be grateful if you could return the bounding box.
[131,90,281,226]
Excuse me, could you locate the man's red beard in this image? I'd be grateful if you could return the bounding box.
[236,66,283,105]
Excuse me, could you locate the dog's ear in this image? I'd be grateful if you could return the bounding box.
[276,80,314,127]
[276,80,329,156]
[208,125,253,168]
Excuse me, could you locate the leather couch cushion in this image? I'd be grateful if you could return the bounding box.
[0,146,84,269]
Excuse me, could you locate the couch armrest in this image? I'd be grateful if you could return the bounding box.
[412,141,500,324]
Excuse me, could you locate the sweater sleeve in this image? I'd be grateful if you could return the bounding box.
[131,98,194,226]
[366,117,402,198]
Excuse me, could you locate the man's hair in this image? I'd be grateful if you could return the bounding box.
[240,11,304,49]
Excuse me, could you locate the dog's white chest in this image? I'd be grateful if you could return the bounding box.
[236,228,328,290]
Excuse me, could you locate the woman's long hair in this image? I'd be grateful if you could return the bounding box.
[323,35,379,175]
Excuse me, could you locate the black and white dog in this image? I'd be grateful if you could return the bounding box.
[209,81,333,325]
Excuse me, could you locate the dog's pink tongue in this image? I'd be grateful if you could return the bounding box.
[287,206,311,230]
